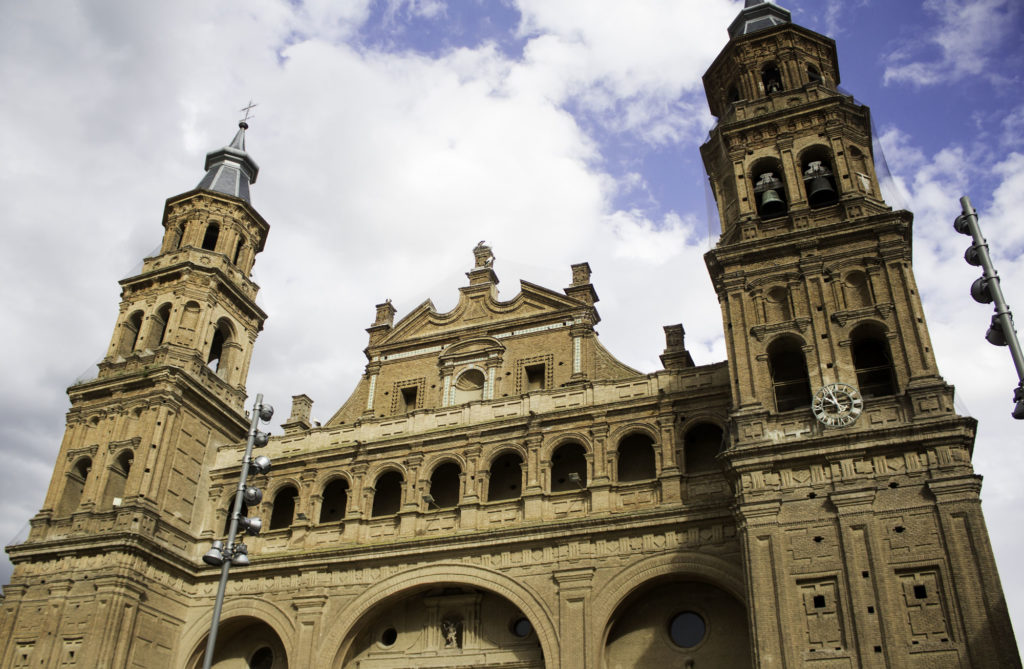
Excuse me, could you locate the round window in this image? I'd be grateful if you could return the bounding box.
[380,627,398,646]
[668,611,706,648]
[511,617,533,638]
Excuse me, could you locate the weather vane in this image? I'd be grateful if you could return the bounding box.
[239,100,258,124]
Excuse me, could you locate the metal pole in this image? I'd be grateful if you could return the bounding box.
[202,393,263,669]
[958,197,1024,414]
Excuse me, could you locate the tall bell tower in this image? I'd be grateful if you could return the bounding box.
[1,122,269,667]
[702,1,1020,666]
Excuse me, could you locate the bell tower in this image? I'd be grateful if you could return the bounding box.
[702,2,1019,666]
[1,122,269,668]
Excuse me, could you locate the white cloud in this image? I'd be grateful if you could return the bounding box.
[883,0,1020,87]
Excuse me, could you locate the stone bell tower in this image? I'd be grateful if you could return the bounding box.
[0,122,269,668]
[702,1,1020,666]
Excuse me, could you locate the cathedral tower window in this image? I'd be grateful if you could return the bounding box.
[751,158,787,219]
[57,457,91,516]
[684,423,724,473]
[727,84,740,104]
[550,442,587,492]
[207,319,236,378]
[233,237,245,265]
[269,485,298,529]
[371,471,403,517]
[454,368,485,404]
[844,271,872,309]
[119,311,144,356]
[851,323,897,397]
[761,63,783,95]
[319,479,349,523]
[801,147,839,207]
[617,433,656,482]
[765,286,791,322]
[168,225,183,251]
[487,451,523,502]
[400,386,418,413]
[767,336,813,412]
[201,222,220,252]
[101,450,132,508]
[525,364,546,391]
[145,303,172,349]
[222,495,249,535]
[428,461,461,509]
[807,64,822,84]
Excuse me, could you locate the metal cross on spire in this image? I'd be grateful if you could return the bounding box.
[239,100,258,124]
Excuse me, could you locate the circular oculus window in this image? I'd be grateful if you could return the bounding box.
[668,611,706,648]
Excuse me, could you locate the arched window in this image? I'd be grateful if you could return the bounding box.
[102,450,133,508]
[57,458,91,515]
[617,433,656,482]
[550,442,587,492]
[207,319,235,378]
[807,64,822,84]
[269,485,297,530]
[119,311,144,356]
[751,158,787,219]
[765,286,791,322]
[844,271,872,309]
[371,471,403,517]
[684,423,724,473]
[319,479,349,523]
[851,323,897,397]
[429,462,461,509]
[767,337,812,412]
[801,147,839,207]
[488,452,523,502]
[761,63,783,94]
[202,223,220,252]
[145,303,172,349]
[233,238,245,265]
[727,85,740,103]
[454,369,485,404]
[223,495,249,535]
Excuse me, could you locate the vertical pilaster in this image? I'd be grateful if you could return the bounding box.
[553,568,594,669]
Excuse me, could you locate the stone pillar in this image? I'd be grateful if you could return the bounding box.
[735,499,789,666]
[292,596,328,667]
[553,568,594,669]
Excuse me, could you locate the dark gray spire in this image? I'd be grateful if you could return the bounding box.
[728,0,791,38]
[197,121,260,204]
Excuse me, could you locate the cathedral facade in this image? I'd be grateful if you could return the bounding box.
[2,2,1020,667]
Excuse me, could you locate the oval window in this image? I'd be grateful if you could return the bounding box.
[380,627,398,646]
[511,617,533,638]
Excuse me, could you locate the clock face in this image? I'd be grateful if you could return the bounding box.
[812,383,864,428]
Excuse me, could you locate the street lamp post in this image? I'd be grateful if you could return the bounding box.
[953,196,1024,418]
[201,394,274,669]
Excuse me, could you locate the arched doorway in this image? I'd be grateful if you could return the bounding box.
[603,579,751,668]
[339,586,543,668]
[186,617,288,669]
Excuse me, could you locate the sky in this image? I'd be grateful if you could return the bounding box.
[2,0,1023,648]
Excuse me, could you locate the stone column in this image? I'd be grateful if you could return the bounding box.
[553,568,594,669]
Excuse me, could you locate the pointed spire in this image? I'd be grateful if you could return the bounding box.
[197,121,260,204]
[728,0,791,38]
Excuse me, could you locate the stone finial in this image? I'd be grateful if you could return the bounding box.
[473,241,494,268]
[374,300,396,327]
[660,324,695,370]
[570,262,592,286]
[282,394,314,434]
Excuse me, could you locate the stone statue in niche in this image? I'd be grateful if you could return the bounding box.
[442,618,462,648]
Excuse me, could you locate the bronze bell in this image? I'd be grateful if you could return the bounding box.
[804,160,837,207]
[760,188,786,216]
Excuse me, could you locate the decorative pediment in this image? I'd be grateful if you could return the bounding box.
[375,281,592,348]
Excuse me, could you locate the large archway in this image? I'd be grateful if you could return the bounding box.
[603,579,751,668]
[321,563,558,668]
[340,586,543,668]
[185,616,289,669]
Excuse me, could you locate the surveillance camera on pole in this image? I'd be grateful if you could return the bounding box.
[201,394,274,669]
[954,196,1024,419]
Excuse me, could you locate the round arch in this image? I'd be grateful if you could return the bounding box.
[177,597,297,668]
[589,552,747,667]
[419,452,468,482]
[318,563,560,668]
[364,462,409,484]
[315,470,354,491]
[539,432,592,461]
[607,422,660,448]
[481,443,528,469]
